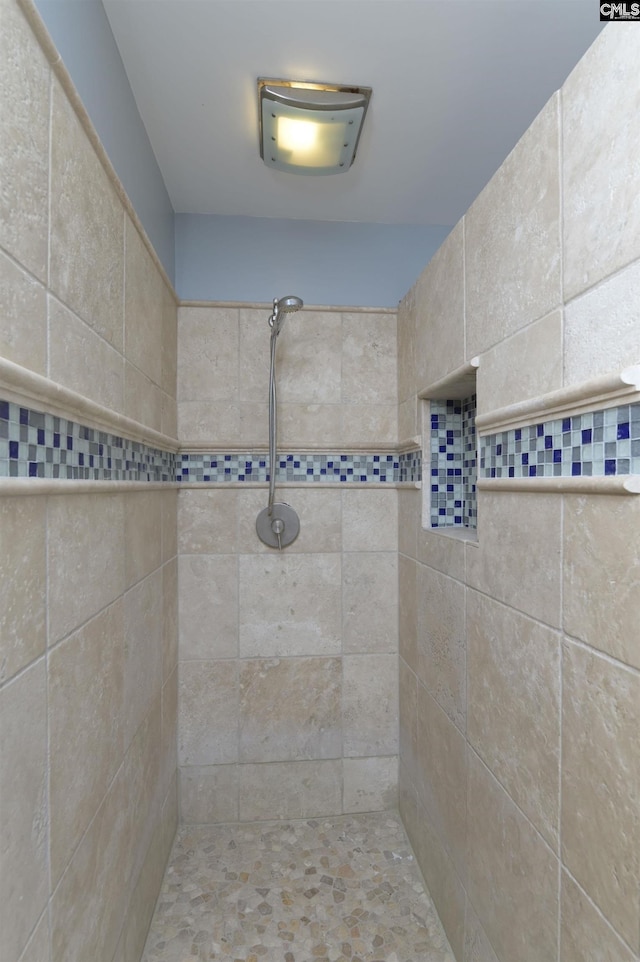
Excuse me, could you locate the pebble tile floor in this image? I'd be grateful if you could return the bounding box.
[141,812,455,962]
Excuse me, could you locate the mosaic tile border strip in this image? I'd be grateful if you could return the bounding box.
[480,401,640,479]
[430,395,477,529]
[0,399,174,481]
[177,452,402,483]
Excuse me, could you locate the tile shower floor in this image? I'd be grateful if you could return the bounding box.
[141,812,455,962]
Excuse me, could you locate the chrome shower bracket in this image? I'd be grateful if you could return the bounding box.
[256,502,300,550]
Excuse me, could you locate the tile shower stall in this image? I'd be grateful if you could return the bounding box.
[2,3,640,962]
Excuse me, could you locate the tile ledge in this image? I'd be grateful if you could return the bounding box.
[0,479,179,497]
[476,366,640,435]
[478,476,640,496]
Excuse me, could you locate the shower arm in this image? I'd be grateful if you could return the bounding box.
[267,323,279,515]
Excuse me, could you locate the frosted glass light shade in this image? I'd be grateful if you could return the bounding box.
[258,80,371,175]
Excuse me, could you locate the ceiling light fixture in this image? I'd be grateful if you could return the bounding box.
[258,79,372,175]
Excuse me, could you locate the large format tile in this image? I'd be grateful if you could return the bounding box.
[49,601,125,887]
[343,756,398,813]
[342,552,398,653]
[0,0,49,281]
[466,750,559,962]
[179,554,238,660]
[399,657,418,782]
[178,660,238,766]
[177,306,239,402]
[0,495,46,684]
[239,553,341,657]
[398,554,418,672]
[0,249,47,374]
[237,488,342,555]
[467,591,561,849]
[239,657,342,762]
[463,903,500,962]
[124,490,163,589]
[0,660,48,962]
[124,217,164,386]
[397,285,417,406]
[417,564,466,731]
[178,488,238,554]
[238,760,343,821]
[343,654,398,757]
[560,871,635,962]
[466,491,562,628]
[342,312,397,404]
[561,641,640,950]
[180,764,239,824]
[124,569,163,748]
[564,494,640,669]
[414,220,465,392]
[465,94,561,356]
[277,310,342,404]
[50,79,124,350]
[17,912,50,962]
[342,489,398,551]
[562,25,640,299]
[47,493,125,645]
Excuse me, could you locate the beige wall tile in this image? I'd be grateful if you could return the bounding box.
[0,250,47,374]
[179,555,238,660]
[561,641,640,949]
[343,653,398,757]
[467,591,560,850]
[117,813,168,962]
[342,312,397,404]
[237,400,269,446]
[239,553,341,657]
[416,684,467,879]
[51,761,131,962]
[238,307,271,403]
[343,756,398,813]
[564,258,640,389]
[49,601,125,887]
[161,668,178,799]
[562,26,640,299]
[161,389,178,439]
[237,488,342,555]
[48,296,124,414]
[178,659,238,765]
[465,95,561,357]
[17,912,50,962]
[177,306,239,402]
[278,402,342,447]
[123,698,163,890]
[124,490,163,588]
[414,220,465,393]
[466,492,561,627]
[178,488,238,554]
[124,217,163,386]
[398,396,418,443]
[161,283,178,400]
[277,310,341,404]
[341,402,398,446]
[399,554,418,672]
[162,557,178,683]
[0,660,48,962]
[463,902,500,962]
[239,657,341,762]
[466,750,559,962]
[399,658,418,782]
[161,488,178,563]
[417,565,466,731]
[124,569,163,748]
[50,79,124,351]
[0,496,46,684]
[564,495,640,670]
[0,0,49,281]
[343,552,398,653]
[124,361,163,433]
[411,798,466,962]
[180,764,239,824]
[342,489,398,551]
[238,759,342,821]
[48,493,125,645]
[178,399,240,443]
[476,310,563,416]
[416,525,467,582]
[397,285,417,405]
[560,871,635,962]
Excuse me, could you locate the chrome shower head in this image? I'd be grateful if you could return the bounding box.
[270,294,303,335]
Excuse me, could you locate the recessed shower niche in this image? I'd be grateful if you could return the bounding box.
[420,361,478,537]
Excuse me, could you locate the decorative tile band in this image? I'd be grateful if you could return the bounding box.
[0,398,420,485]
[480,401,640,479]
[0,399,174,481]
[430,395,477,529]
[177,452,402,483]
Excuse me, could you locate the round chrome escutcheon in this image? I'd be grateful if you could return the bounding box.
[256,502,300,550]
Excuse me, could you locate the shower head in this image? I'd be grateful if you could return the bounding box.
[270,294,303,335]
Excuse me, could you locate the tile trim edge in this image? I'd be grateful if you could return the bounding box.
[478,476,640,495]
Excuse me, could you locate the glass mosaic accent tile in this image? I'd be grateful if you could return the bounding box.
[430,395,477,530]
[398,449,422,483]
[0,399,175,481]
[479,401,640,479]
[177,452,401,483]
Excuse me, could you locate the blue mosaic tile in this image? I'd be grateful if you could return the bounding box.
[479,401,640,479]
[177,452,401,483]
[430,395,477,530]
[398,450,422,483]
